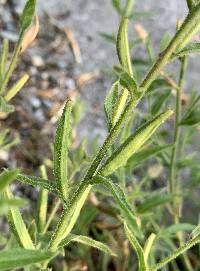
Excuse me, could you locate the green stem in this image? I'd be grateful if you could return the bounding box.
[148,236,200,271]
[0,33,23,94]
[84,4,200,184]
[43,199,61,233]
[124,0,135,17]
[36,166,48,234]
[43,5,200,269]
[169,56,193,270]
[186,0,195,10]
[169,56,187,197]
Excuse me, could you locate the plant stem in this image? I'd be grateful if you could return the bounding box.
[169,56,193,270]
[0,33,23,94]
[148,236,200,271]
[84,4,200,183]
[44,5,200,268]
[124,0,135,17]
[186,0,194,10]
[169,56,187,197]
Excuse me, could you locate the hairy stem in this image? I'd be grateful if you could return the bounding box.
[0,33,23,94]
[148,236,200,271]
[44,5,200,267]
[84,4,200,183]
[169,56,188,196]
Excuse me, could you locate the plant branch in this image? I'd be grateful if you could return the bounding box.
[169,56,188,197]
[148,236,200,271]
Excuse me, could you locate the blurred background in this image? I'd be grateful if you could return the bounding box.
[0,0,199,178]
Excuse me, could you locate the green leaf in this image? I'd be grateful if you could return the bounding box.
[126,144,173,170]
[4,74,29,102]
[20,0,37,33]
[144,233,156,263]
[49,183,92,249]
[137,194,172,213]
[191,224,200,239]
[0,198,28,215]
[54,99,72,199]
[99,32,116,44]
[5,188,35,249]
[59,234,116,256]
[160,32,171,52]
[179,108,200,126]
[113,65,139,98]
[117,17,133,75]
[0,169,20,191]
[104,81,119,130]
[93,175,142,237]
[100,110,173,176]
[0,97,14,113]
[173,42,200,59]
[0,39,9,83]
[159,223,196,238]
[17,174,59,196]
[112,0,121,14]
[36,165,48,234]
[151,89,171,116]
[124,222,146,271]
[0,249,55,271]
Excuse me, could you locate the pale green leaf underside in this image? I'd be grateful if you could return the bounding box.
[60,234,116,256]
[0,249,55,271]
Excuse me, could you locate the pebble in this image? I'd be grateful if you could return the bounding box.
[31,55,44,67]
[0,150,9,161]
[34,109,45,122]
[30,97,41,108]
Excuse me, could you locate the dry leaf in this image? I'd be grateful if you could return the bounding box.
[134,23,148,41]
[64,27,82,64]
[20,15,40,54]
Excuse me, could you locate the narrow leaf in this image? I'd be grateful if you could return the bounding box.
[173,42,200,59]
[5,188,35,249]
[159,223,196,238]
[114,65,139,98]
[112,0,121,14]
[60,234,116,256]
[0,39,9,83]
[20,15,39,53]
[137,194,172,213]
[93,175,142,237]
[0,97,14,113]
[0,198,28,215]
[0,249,55,271]
[191,224,200,239]
[17,174,59,196]
[36,165,48,233]
[4,74,29,102]
[124,222,146,271]
[179,108,200,126]
[54,100,72,199]
[151,89,171,116]
[144,233,156,263]
[20,0,37,33]
[100,110,173,176]
[126,144,173,170]
[104,81,119,130]
[112,88,129,126]
[117,17,133,75]
[0,169,20,191]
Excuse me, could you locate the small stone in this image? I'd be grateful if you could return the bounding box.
[31,55,44,67]
[30,97,41,108]
[34,109,45,122]
[0,150,9,161]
